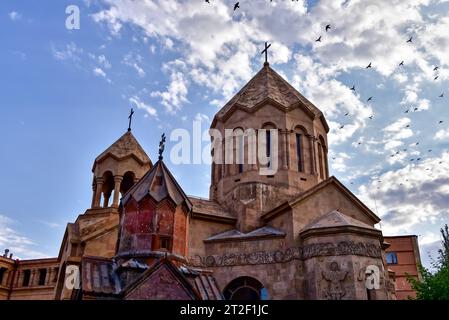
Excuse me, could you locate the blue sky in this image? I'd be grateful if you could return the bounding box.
[0,0,448,268]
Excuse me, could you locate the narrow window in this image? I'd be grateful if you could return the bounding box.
[318,143,324,178]
[266,130,271,168]
[237,134,244,173]
[22,270,31,287]
[0,267,6,285]
[386,252,398,265]
[159,236,172,251]
[296,133,303,172]
[38,269,47,286]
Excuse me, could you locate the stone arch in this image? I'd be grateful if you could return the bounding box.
[121,171,136,195]
[293,125,308,173]
[318,135,328,179]
[223,276,268,300]
[101,171,114,207]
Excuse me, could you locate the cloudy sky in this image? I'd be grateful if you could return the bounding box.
[0,0,448,268]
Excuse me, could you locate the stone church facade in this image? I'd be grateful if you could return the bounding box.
[0,63,400,300]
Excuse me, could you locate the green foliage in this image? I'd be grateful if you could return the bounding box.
[407,224,449,300]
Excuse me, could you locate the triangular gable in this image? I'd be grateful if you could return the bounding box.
[123,258,201,300]
[262,176,380,224]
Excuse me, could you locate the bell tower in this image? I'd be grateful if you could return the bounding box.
[209,62,330,232]
[91,131,153,210]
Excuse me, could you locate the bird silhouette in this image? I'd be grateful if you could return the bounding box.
[414,107,418,111]
[407,36,413,43]
[366,62,372,68]
[416,142,420,145]
[205,0,210,3]
[428,149,432,152]
[325,24,331,32]
[234,2,240,10]
[405,124,410,128]
[435,76,439,80]
[439,120,444,124]
[417,157,421,161]
[404,109,410,113]
[399,61,404,66]
[345,112,350,116]
[315,36,322,42]
[369,115,373,119]
[350,85,355,91]
[410,159,415,161]
[403,149,407,152]
[434,66,439,71]
[339,125,345,129]
[367,97,373,102]
[439,93,444,98]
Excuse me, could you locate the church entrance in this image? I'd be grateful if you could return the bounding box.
[223,276,267,300]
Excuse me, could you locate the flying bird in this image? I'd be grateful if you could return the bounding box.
[350,85,355,91]
[233,2,240,10]
[404,109,410,113]
[407,36,413,43]
[403,149,407,152]
[433,66,439,71]
[410,159,415,161]
[399,61,404,66]
[366,62,372,69]
[315,36,322,42]
[417,157,422,161]
[439,92,444,97]
[345,112,350,116]
[339,125,345,129]
[405,124,410,128]
[439,120,444,124]
[369,115,373,119]
[416,142,420,145]
[414,107,418,111]
[325,24,331,32]
[435,76,439,80]
[428,149,432,152]
[205,0,210,3]
[367,97,373,102]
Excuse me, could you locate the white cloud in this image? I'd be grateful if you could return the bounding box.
[0,215,48,259]
[122,52,145,77]
[434,129,449,140]
[93,67,107,78]
[8,11,21,21]
[129,96,158,118]
[52,42,83,62]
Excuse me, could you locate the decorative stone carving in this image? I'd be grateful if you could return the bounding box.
[190,241,381,267]
[322,262,347,300]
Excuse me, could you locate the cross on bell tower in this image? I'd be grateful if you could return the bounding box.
[261,42,271,66]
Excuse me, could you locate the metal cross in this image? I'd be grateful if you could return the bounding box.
[128,108,135,132]
[159,133,166,160]
[261,42,271,64]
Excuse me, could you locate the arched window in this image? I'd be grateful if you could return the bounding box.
[319,136,328,179]
[318,142,324,179]
[121,171,136,195]
[294,126,308,173]
[234,128,244,174]
[223,276,268,300]
[102,171,114,207]
[262,123,277,170]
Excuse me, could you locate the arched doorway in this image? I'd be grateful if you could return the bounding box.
[223,276,268,300]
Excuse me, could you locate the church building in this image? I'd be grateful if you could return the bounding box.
[1,61,409,300]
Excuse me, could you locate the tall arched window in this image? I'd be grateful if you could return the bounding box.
[102,171,114,207]
[318,142,324,179]
[234,128,244,174]
[319,136,328,179]
[262,123,277,170]
[223,276,268,300]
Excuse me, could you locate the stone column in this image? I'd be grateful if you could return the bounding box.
[112,175,124,208]
[90,183,97,208]
[15,270,21,288]
[308,135,317,175]
[30,269,36,287]
[44,267,50,286]
[93,178,104,208]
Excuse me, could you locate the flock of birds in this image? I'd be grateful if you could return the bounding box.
[202,1,447,190]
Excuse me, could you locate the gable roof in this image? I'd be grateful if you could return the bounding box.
[303,210,377,230]
[204,226,286,243]
[121,160,192,211]
[93,131,152,170]
[262,176,381,224]
[212,63,329,132]
[122,258,201,300]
